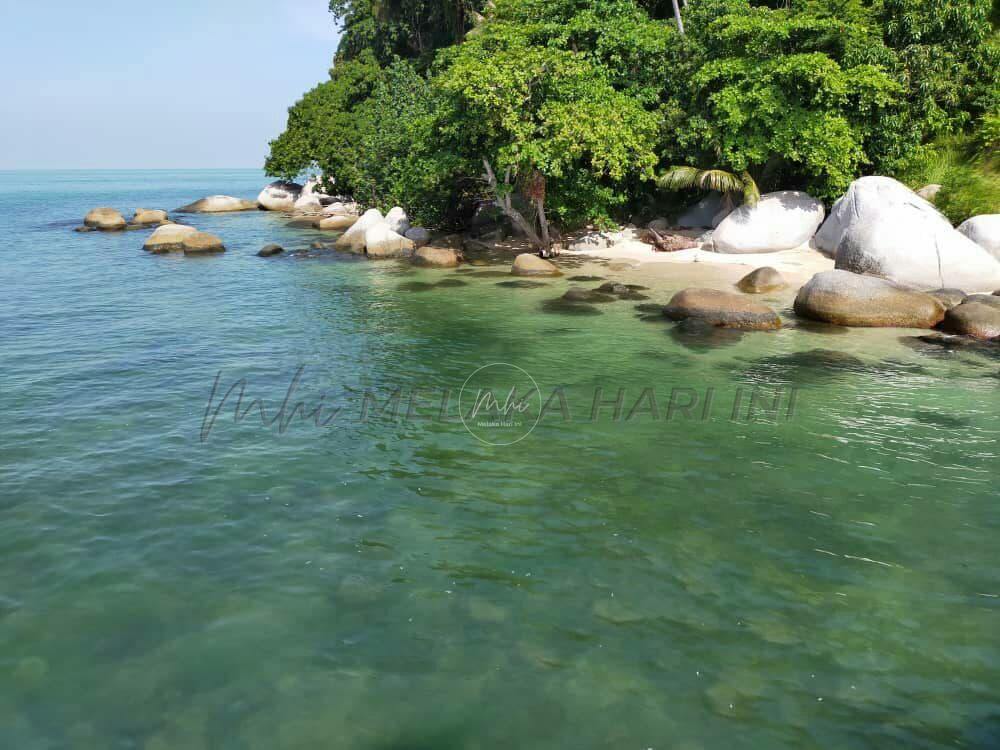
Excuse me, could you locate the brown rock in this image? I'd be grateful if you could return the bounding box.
[942,301,1000,340]
[144,224,197,253]
[182,232,226,254]
[132,208,168,225]
[511,254,561,277]
[412,246,461,268]
[83,207,126,231]
[664,288,782,330]
[258,244,284,257]
[928,289,969,310]
[317,214,358,231]
[794,270,945,328]
[737,267,786,294]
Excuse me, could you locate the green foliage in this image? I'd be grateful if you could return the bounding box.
[433,0,663,225]
[266,0,1000,230]
[898,134,1000,224]
[264,52,382,191]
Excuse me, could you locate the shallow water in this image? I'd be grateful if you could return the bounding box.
[1,170,999,750]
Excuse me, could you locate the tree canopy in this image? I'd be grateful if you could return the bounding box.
[265,0,1000,233]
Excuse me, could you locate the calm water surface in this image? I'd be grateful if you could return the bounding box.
[1,170,998,749]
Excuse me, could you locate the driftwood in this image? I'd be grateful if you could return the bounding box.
[645,226,700,252]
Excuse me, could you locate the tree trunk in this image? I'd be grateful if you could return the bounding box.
[482,159,543,250]
[533,196,554,256]
[671,0,685,35]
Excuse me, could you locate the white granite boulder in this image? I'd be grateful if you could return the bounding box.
[958,215,1000,260]
[176,195,258,213]
[335,209,385,252]
[257,181,302,212]
[711,191,824,254]
[364,224,414,258]
[817,177,1000,291]
[385,207,410,235]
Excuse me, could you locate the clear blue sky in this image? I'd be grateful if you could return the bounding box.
[0,0,341,170]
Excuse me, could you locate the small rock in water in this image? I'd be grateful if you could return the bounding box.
[561,288,617,304]
[82,207,127,231]
[942,300,1000,340]
[568,275,604,282]
[541,299,604,316]
[669,318,744,350]
[913,411,971,429]
[512,254,562,277]
[497,280,548,289]
[665,288,782,330]
[182,232,225,254]
[258,244,284,257]
[737,267,786,294]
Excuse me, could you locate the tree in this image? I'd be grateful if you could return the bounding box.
[433,0,661,251]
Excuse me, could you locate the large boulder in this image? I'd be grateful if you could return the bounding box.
[737,267,787,294]
[958,215,1000,259]
[794,270,945,328]
[413,246,461,268]
[664,288,782,330]
[83,207,126,230]
[941,299,1000,340]
[815,177,1000,291]
[712,191,825,254]
[176,196,258,213]
[132,208,168,225]
[182,232,226,254]
[144,224,197,253]
[317,214,358,231]
[323,201,359,217]
[364,224,414,258]
[404,227,432,248]
[335,209,385,252]
[676,192,734,229]
[257,181,302,212]
[512,254,561,277]
[385,207,410,235]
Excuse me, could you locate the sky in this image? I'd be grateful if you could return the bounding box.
[0,0,342,170]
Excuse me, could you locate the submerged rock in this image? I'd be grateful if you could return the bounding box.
[412,246,461,268]
[541,299,603,316]
[143,223,197,253]
[737,267,787,294]
[258,244,284,257]
[751,349,866,381]
[712,191,824,254]
[561,288,617,303]
[182,231,225,254]
[497,280,548,289]
[958,215,1000,259]
[668,318,744,350]
[176,195,258,213]
[816,177,1000,290]
[794,270,945,328]
[257,180,302,211]
[83,207,126,231]
[568,275,604,282]
[664,288,782,330]
[512,254,561,277]
[131,208,168,225]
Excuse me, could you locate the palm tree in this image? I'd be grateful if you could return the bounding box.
[656,166,760,207]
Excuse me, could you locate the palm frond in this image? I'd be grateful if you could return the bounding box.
[695,169,745,194]
[656,166,702,190]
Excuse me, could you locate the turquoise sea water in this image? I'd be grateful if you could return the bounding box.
[1,170,998,749]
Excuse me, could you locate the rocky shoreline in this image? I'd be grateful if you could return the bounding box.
[73,175,1000,346]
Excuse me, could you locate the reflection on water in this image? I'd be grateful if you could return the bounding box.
[1,170,999,750]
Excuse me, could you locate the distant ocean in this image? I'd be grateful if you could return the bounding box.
[2,169,998,750]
